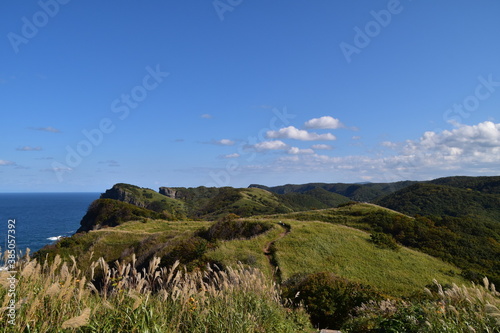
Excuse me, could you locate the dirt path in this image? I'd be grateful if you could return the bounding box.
[263,223,290,284]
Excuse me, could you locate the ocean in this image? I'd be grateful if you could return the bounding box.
[0,193,100,255]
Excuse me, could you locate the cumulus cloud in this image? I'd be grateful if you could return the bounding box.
[288,147,315,155]
[381,141,398,148]
[399,121,500,164]
[304,116,344,129]
[17,146,42,151]
[30,126,61,133]
[250,121,500,182]
[252,140,288,151]
[311,144,333,150]
[266,126,336,141]
[214,139,235,146]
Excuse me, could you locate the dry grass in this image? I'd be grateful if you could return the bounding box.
[0,252,312,332]
[346,278,500,332]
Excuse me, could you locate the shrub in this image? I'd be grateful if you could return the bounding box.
[283,272,379,329]
[199,217,273,241]
[370,232,400,251]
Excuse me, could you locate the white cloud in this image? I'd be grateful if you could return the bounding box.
[352,136,361,140]
[381,141,398,148]
[288,147,315,155]
[0,160,15,166]
[304,116,344,129]
[253,140,288,151]
[399,121,500,165]
[247,121,500,182]
[266,126,336,141]
[215,139,235,146]
[201,114,213,119]
[17,146,42,151]
[221,153,240,159]
[311,144,333,150]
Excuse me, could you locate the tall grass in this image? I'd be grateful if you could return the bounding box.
[345,278,500,332]
[0,253,312,332]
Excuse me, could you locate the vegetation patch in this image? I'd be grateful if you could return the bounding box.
[283,272,380,329]
[199,214,273,241]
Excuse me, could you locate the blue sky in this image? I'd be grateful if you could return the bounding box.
[1,0,500,192]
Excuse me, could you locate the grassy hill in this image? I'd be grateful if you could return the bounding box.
[207,217,465,297]
[17,177,500,331]
[39,206,466,298]
[375,183,500,285]
[100,184,297,221]
[27,178,500,331]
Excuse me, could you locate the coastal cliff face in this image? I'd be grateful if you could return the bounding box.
[101,184,147,208]
[76,198,162,233]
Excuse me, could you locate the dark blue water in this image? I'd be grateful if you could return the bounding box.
[0,193,100,254]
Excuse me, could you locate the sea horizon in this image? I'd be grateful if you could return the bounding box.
[0,192,100,254]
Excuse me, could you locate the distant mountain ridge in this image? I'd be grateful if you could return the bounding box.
[249,180,418,202]
[86,176,500,234]
[250,176,500,203]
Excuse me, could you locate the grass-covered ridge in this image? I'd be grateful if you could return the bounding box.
[38,202,468,299]
[19,176,500,331]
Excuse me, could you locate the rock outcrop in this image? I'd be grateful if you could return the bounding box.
[100,183,147,208]
[159,187,178,199]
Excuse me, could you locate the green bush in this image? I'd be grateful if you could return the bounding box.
[283,272,380,329]
[199,217,273,241]
[370,232,400,251]
[160,236,214,270]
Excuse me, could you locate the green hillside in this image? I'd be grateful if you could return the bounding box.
[29,178,500,332]
[101,183,188,217]
[106,184,299,219]
[207,217,465,297]
[376,183,500,220]
[279,188,351,211]
[430,175,500,194]
[92,183,353,225]
[39,207,467,298]
[375,183,500,285]
[250,180,417,202]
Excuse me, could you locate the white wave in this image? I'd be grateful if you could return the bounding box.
[47,236,62,241]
